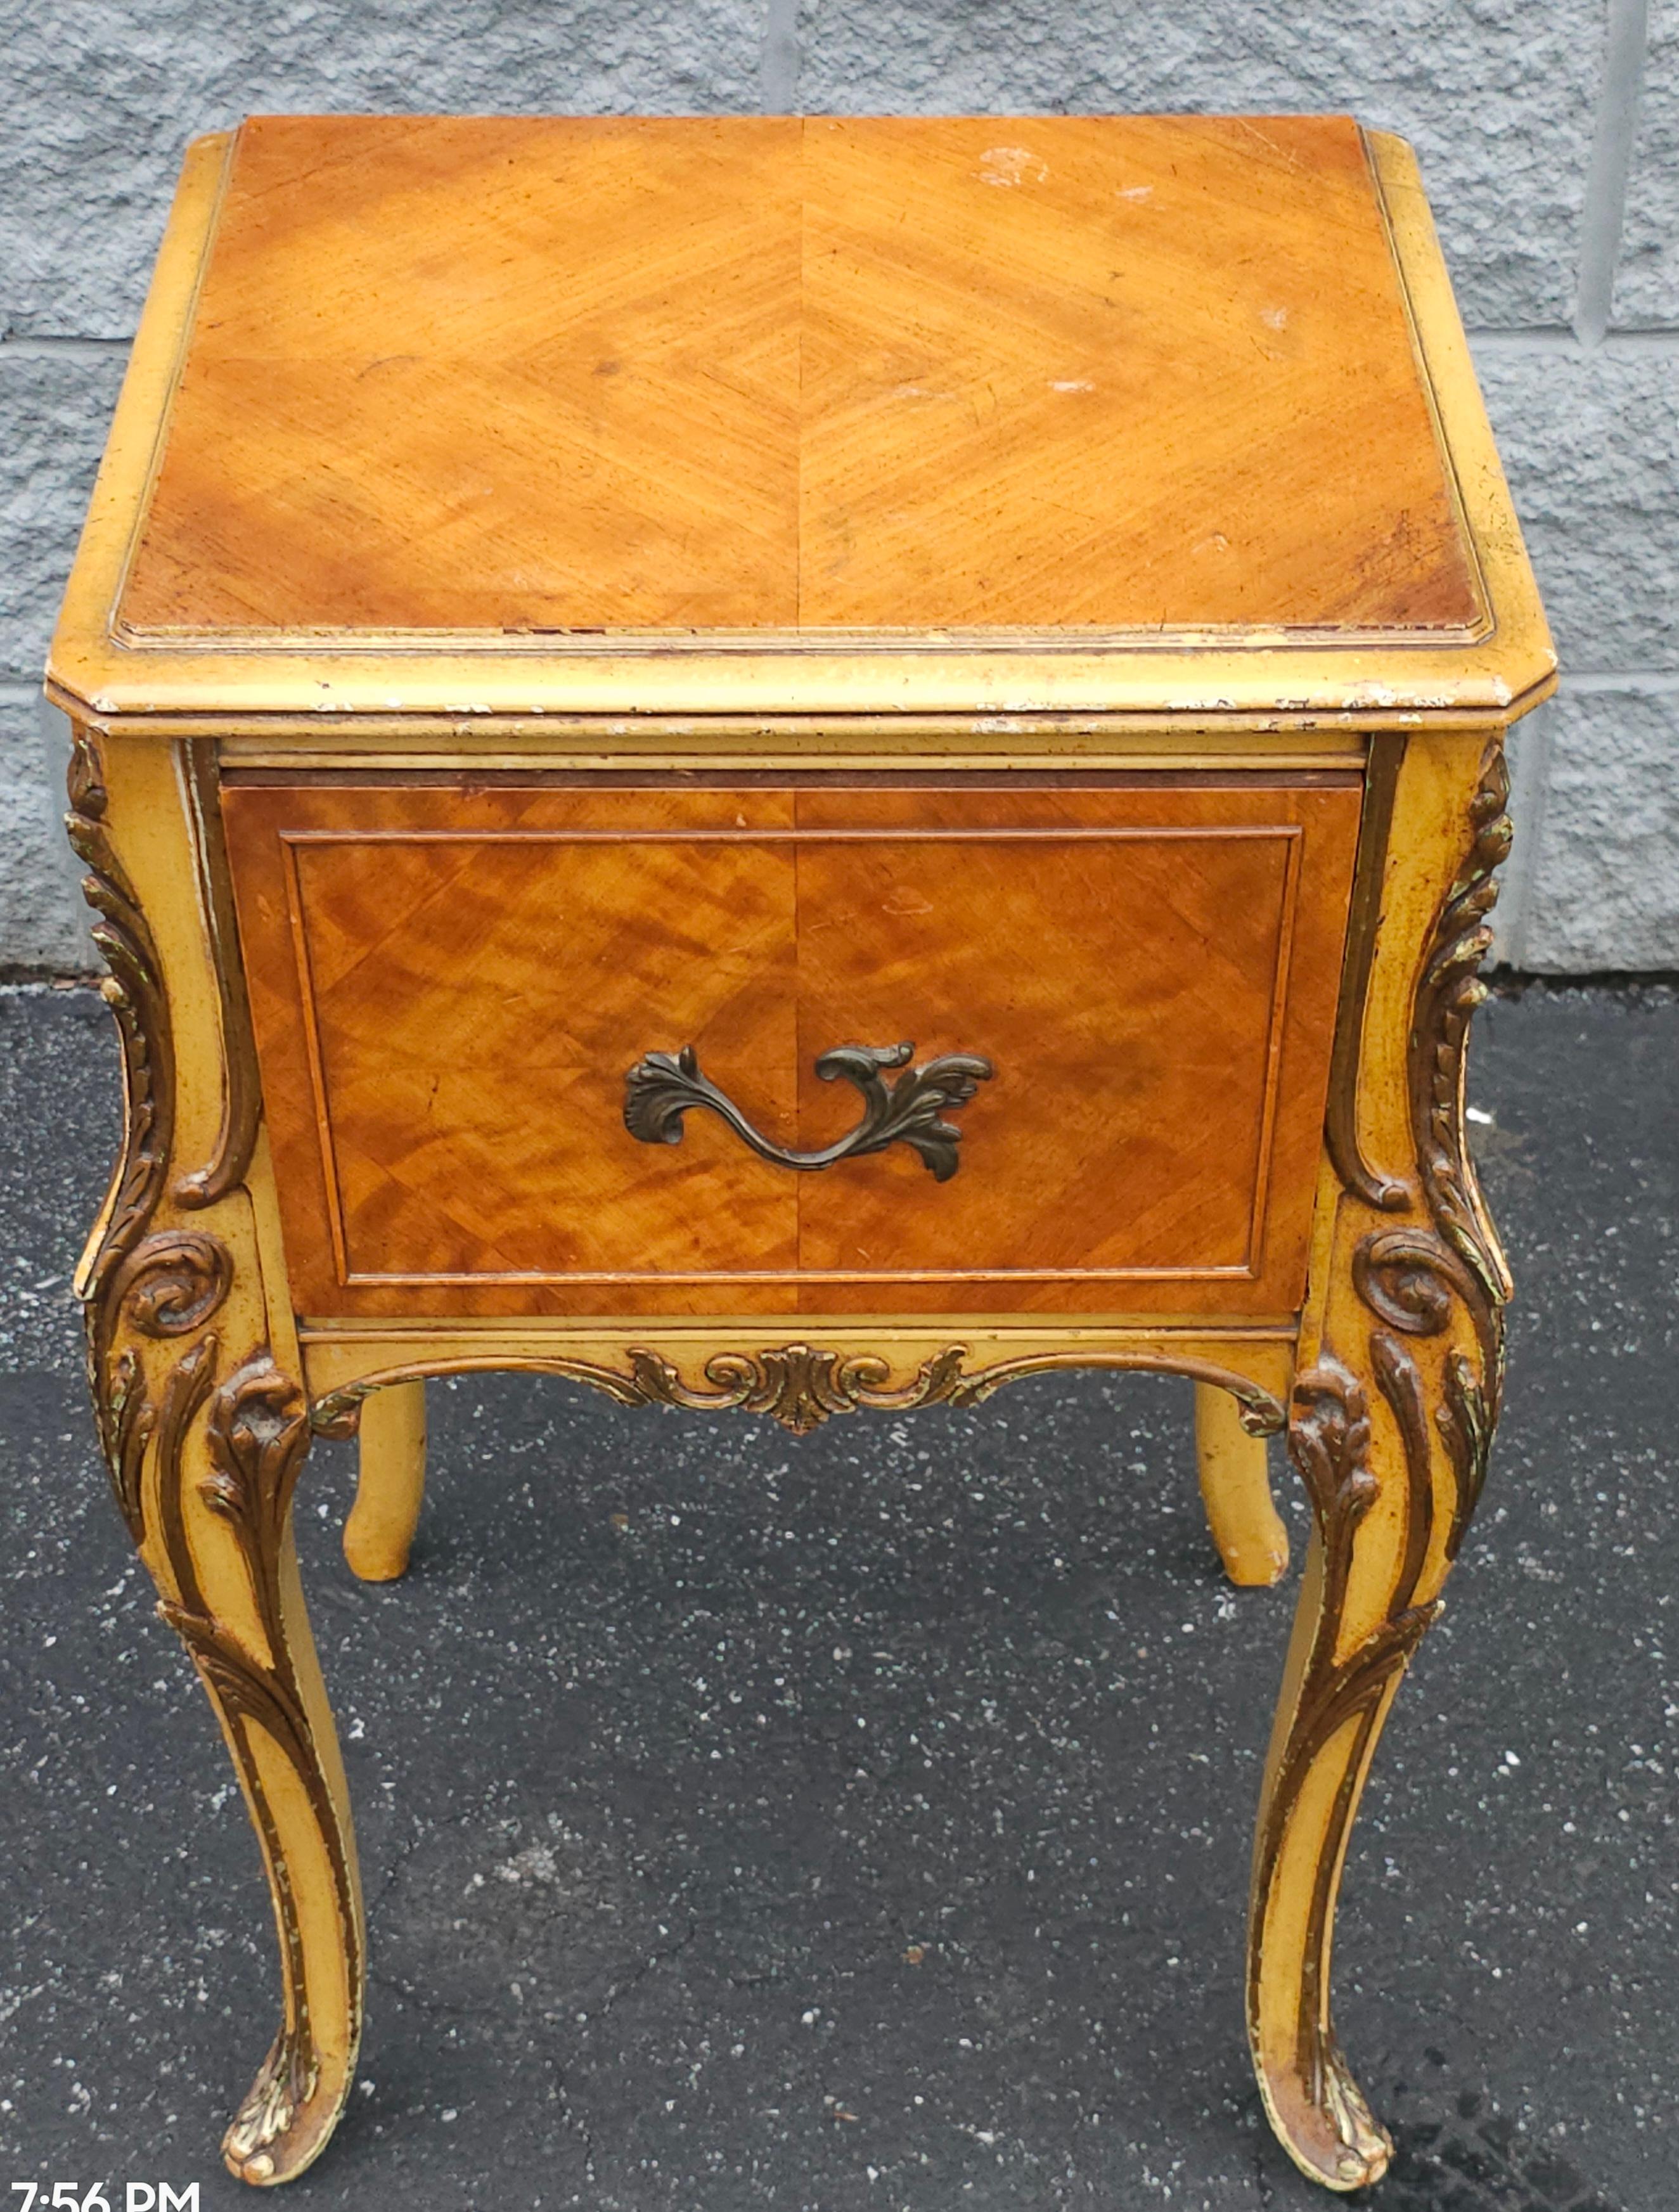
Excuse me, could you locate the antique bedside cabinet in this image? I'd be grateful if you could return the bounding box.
[47,114,1553,2192]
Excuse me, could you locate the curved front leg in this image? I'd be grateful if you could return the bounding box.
[100,1301,364,2187]
[70,727,364,2184]
[101,1311,364,2183]
[158,1349,364,2183]
[1248,733,1512,2189]
[1248,1358,1439,2187]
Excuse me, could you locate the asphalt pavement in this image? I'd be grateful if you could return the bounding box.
[0,981,1673,2211]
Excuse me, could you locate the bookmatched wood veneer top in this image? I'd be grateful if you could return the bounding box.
[52,113,1555,721]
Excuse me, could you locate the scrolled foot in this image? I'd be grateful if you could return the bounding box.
[222,2027,352,2186]
[1258,2033,1393,2192]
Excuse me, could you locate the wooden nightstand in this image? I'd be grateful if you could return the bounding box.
[47,114,1553,2192]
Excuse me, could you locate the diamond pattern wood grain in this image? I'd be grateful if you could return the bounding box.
[798,115,1481,633]
[122,116,804,634]
[220,776,1361,1319]
[117,113,1481,643]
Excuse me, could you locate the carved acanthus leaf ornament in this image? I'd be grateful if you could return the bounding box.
[313,1344,1287,1441]
[67,731,236,1540]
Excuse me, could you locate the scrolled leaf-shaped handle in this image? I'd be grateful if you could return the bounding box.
[624,1040,994,1181]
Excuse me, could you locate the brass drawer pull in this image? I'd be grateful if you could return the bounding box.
[624,1041,994,1181]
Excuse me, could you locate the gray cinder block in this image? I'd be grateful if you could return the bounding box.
[1,0,766,340]
[1,8,1674,972]
[0,698,92,973]
[1613,4,1679,327]
[797,0,1599,328]
[1500,687,1679,973]
[1477,345,1679,675]
[0,351,127,681]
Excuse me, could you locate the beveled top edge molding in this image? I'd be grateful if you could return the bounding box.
[45,680,1558,747]
[46,126,1555,728]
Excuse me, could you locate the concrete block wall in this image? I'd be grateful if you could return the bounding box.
[2,0,1672,970]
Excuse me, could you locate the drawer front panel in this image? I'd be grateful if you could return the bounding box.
[221,776,1361,1318]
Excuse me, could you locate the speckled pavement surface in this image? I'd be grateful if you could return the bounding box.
[0,982,1673,2211]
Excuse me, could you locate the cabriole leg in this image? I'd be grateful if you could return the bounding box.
[1249,1357,1439,2188]
[153,1350,365,2183]
[70,726,364,2185]
[1248,733,1511,2189]
[1195,1380,1287,1586]
[345,1379,427,1581]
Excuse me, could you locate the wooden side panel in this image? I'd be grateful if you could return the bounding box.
[221,777,1360,1319]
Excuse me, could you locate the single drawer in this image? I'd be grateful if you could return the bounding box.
[220,774,1362,1318]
